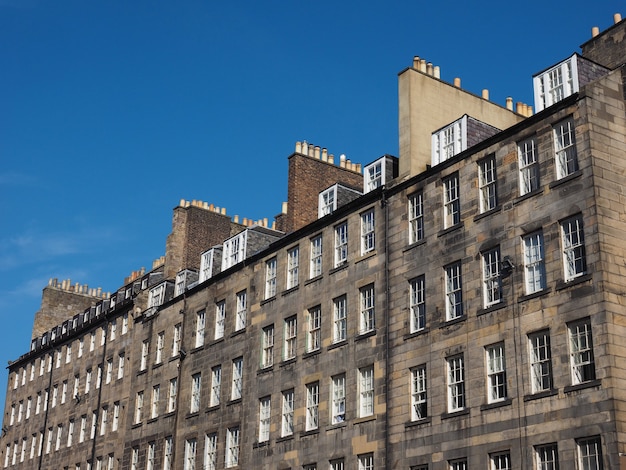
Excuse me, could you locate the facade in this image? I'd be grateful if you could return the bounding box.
[2,12,626,470]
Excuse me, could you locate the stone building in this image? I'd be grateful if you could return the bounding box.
[2,12,626,470]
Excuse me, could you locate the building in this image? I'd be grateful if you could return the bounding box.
[2,12,626,470]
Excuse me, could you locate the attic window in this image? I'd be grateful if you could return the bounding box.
[148,283,166,308]
[199,249,215,283]
[364,161,382,192]
[533,54,579,112]
[222,231,247,270]
[319,187,337,217]
[432,116,467,166]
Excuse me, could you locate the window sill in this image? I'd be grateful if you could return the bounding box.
[564,379,601,394]
[480,398,512,411]
[439,315,466,329]
[441,409,469,420]
[437,223,464,238]
[403,328,430,340]
[162,411,175,418]
[404,417,431,428]
[230,328,246,338]
[326,421,348,431]
[169,354,181,363]
[403,239,426,252]
[227,398,242,406]
[152,362,163,370]
[477,302,506,316]
[137,369,147,376]
[517,289,551,303]
[329,263,349,275]
[281,286,299,297]
[257,366,273,376]
[305,275,323,286]
[356,251,377,264]
[327,340,347,351]
[355,329,376,341]
[353,416,376,425]
[131,423,142,429]
[253,441,269,449]
[303,349,321,359]
[514,187,544,204]
[473,205,501,222]
[549,169,582,189]
[209,337,224,347]
[280,358,297,368]
[523,389,558,402]
[186,412,199,419]
[300,429,319,438]
[260,296,277,306]
[555,273,592,291]
[206,405,220,413]
[147,417,158,424]
[275,435,294,443]
[190,345,204,354]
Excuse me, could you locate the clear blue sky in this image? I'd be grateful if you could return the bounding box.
[0,0,621,412]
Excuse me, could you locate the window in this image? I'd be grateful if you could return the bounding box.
[26,397,31,419]
[78,338,84,358]
[287,246,299,289]
[490,452,511,470]
[333,295,347,343]
[235,290,247,331]
[204,433,217,470]
[486,343,507,403]
[410,365,427,420]
[231,358,243,400]
[523,231,546,294]
[445,262,463,320]
[148,283,166,308]
[265,258,277,299]
[284,316,297,360]
[210,366,221,407]
[90,411,97,439]
[55,349,61,368]
[447,355,465,412]
[168,378,178,412]
[17,400,23,421]
[536,443,559,470]
[190,373,201,413]
[432,117,467,165]
[261,325,274,368]
[482,247,502,307]
[96,364,103,389]
[281,389,295,437]
[151,385,160,418]
[360,209,375,254]
[443,174,460,228]
[100,406,108,435]
[518,136,539,195]
[199,249,214,283]
[529,330,553,393]
[195,310,206,348]
[184,438,197,470]
[478,155,497,212]
[79,416,87,443]
[577,437,603,470]
[306,382,319,430]
[569,319,595,384]
[359,284,375,334]
[409,276,426,333]
[36,392,41,415]
[172,323,182,357]
[319,186,336,217]
[334,222,348,267]
[55,424,62,450]
[359,366,374,417]
[215,301,225,340]
[534,55,578,111]
[52,385,58,408]
[146,442,155,470]
[135,391,144,423]
[307,306,321,352]
[364,160,383,192]
[156,331,164,364]
[66,344,72,363]
[112,402,119,431]
[554,117,578,179]
[225,427,239,468]
[358,454,374,470]
[258,397,271,442]
[310,235,323,278]
[331,375,346,424]
[449,459,467,470]
[121,313,129,335]
[330,459,345,470]
[561,215,586,281]
[131,447,139,470]
[141,340,149,371]
[110,321,116,341]
[117,353,125,379]
[408,192,424,244]
[222,231,247,270]
[163,436,173,470]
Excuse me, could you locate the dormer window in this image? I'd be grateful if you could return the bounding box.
[148,283,167,308]
[199,249,214,283]
[432,116,467,166]
[174,270,197,296]
[364,162,382,192]
[222,231,247,270]
[319,187,336,217]
[534,54,578,112]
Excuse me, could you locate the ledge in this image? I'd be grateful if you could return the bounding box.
[477,302,507,316]
[327,340,348,351]
[441,409,469,420]
[280,358,297,368]
[555,273,592,291]
[439,315,466,329]
[355,251,377,264]
[206,405,220,413]
[305,276,323,286]
[186,412,199,419]
[480,398,512,411]
[564,379,601,394]
[136,369,147,376]
[162,411,175,419]
[523,389,558,402]
[230,328,246,338]
[281,286,299,297]
[473,205,501,222]
[190,345,204,354]
[514,187,544,205]
[208,337,225,347]
[131,423,142,429]
[404,417,431,429]
[403,239,426,253]
[260,296,277,306]
[147,417,158,424]
[403,328,430,341]
[437,222,464,238]
[152,362,163,370]
[329,263,349,275]
[257,366,273,376]
[517,289,551,303]
[300,429,320,438]
[303,349,321,359]
[352,416,376,425]
[227,398,242,406]
[355,329,376,341]
[253,441,269,449]
[275,435,294,444]
[548,169,582,189]
[326,422,348,431]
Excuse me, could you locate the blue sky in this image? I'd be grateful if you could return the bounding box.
[0,0,621,412]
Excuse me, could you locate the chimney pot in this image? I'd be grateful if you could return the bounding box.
[592,26,600,37]
[506,97,513,110]
[295,141,302,153]
[426,62,433,75]
[314,146,321,160]
[482,89,489,100]
[419,59,427,73]
[433,66,440,79]
[454,77,461,88]
[413,56,420,68]
[614,13,622,24]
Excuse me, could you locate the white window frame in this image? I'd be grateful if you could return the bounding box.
[408,192,424,244]
[284,316,297,360]
[443,174,460,228]
[287,246,299,289]
[141,340,150,371]
[134,391,144,424]
[112,402,119,431]
[478,155,497,213]
[131,447,139,470]
[490,452,511,470]
[231,358,243,401]
[331,374,346,424]
[486,343,507,403]
[151,385,160,419]
[210,365,221,407]
[156,331,164,365]
[445,262,463,320]
[195,310,206,348]
[410,365,427,421]
[168,378,178,413]
[235,290,247,331]
[518,136,539,195]
[225,427,239,468]
[117,353,125,380]
[535,443,559,470]
[319,186,336,217]
[330,459,345,470]
[447,355,465,412]
[569,319,595,385]
[199,249,214,283]
[333,295,347,343]
[172,323,182,357]
[258,397,271,443]
[148,283,166,308]
[265,258,277,299]
[146,442,155,470]
[281,390,294,437]
[222,231,247,270]
[449,459,467,470]
[577,436,603,470]
[409,276,425,333]
[364,160,383,192]
[310,235,323,278]
[190,373,201,413]
[523,231,546,294]
[306,382,319,430]
[534,54,578,111]
[214,301,225,340]
[100,406,108,436]
[204,433,217,470]
[163,436,173,470]
[184,438,197,470]
[554,117,578,179]
[334,222,348,267]
[561,215,586,281]
[432,116,467,165]
[482,247,502,308]
[359,284,375,334]
[358,453,374,470]
[261,325,274,368]
[359,366,374,417]
[529,330,553,393]
[307,306,321,353]
[360,209,375,255]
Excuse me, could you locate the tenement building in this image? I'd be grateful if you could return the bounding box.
[3,12,626,470]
